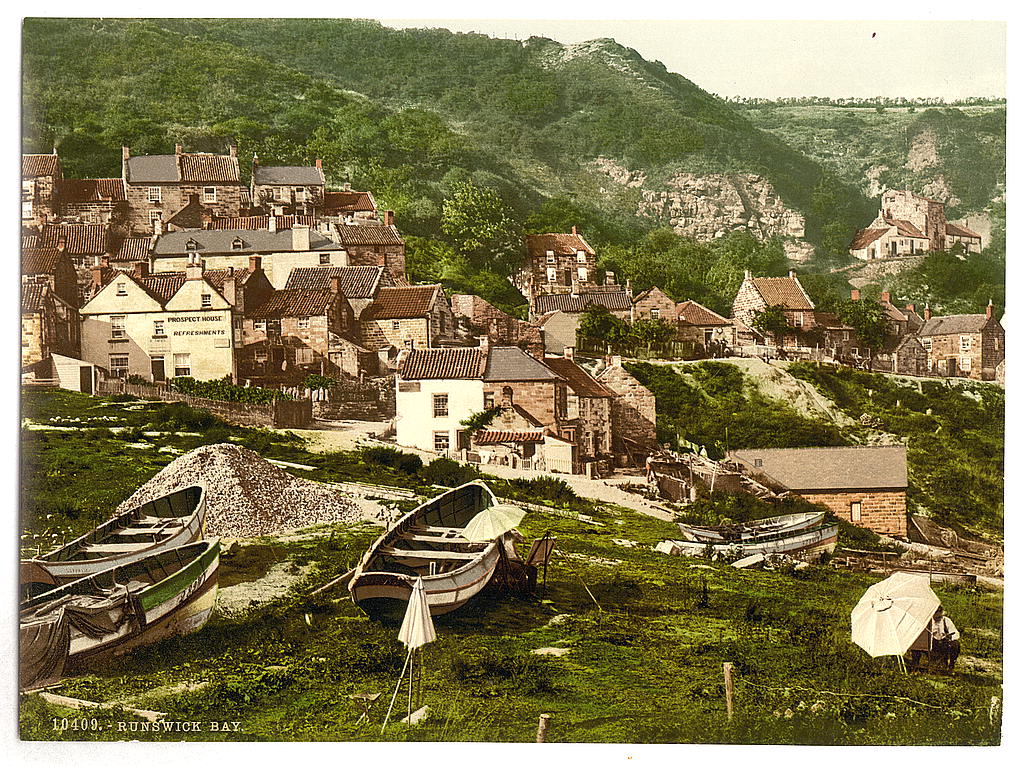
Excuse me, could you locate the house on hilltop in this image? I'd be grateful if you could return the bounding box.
[675,300,735,352]
[850,189,983,259]
[250,157,325,216]
[917,304,1004,380]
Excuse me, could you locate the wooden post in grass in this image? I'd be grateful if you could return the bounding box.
[536,714,551,742]
[723,663,735,721]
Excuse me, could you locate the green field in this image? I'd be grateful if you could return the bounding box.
[19,390,1003,744]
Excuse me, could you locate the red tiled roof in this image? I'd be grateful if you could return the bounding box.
[205,267,253,291]
[285,266,384,297]
[400,348,485,380]
[526,232,595,259]
[22,234,39,249]
[178,153,240,183]
[134,273,187,303]
[883,217,926,238]
[248,289,335,319]
[877,298,910,324]
[542,357,614,398]
[112,236,152,261]
[22,282,47,313]
[333,224,404,246]
[946,221,982,239]
[366,285,439,319]
[22,154,61,178]
[474,430,545,445]
[749,276,814,310]
[22,248,63,275]
[59,178,125,203]
[210,215,317,230]
[40,224,108,255]
[324,191,377,214]
[849,228,888,251]
[676,300,731,326]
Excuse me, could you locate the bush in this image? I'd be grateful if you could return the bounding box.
[505,475,576,505]
[125,374,149,385]
[169,376,291,404]
[303,374,337,390]
[420,457,479,487]
[359,446,422,474]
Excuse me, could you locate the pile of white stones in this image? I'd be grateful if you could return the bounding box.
[118,443,366,538]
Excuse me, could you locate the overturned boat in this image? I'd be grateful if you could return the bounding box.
[21,485,207,593]
[19,539,220,690]
[349,481,521,617]
[659,523,839,559]
[677,511,826,543]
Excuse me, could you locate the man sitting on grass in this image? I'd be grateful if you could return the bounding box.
[928,605,961,674]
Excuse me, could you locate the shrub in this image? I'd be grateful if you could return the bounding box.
[303,374,337,390]
[359,446,422,474]
[420,457,479,487]
[169,376,291,404]
[109,393,138,403]
[505,475,576,505]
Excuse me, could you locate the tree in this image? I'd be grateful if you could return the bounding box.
[628,318,675,346]
[835,299,887,350]
[577,304,630,344]
[440,181,523,274]
[751,305,791,346]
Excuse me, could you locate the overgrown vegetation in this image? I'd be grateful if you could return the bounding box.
[170,376,291,404]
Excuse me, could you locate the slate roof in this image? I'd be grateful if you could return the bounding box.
[475,430,546,444]
[153,228,337,255]
[748,276,815,311]
[533,290,632,315]
[60,178,125,202]
[125,152,240,184]
[542,357,614,398]
[22,282,47,313]
[946,221,982,239]
[253,166,325,186]
[111,236,153,261]
[919,314,994,336]
[883,217,927,238]
[365,286,439,319]
[285,266,384,297]
[23,154,61,178]
[731,445,908,491]
[332,224,404,246]
[676,300,731,326]
[526,232,595,258]
[483,346,563,382]
[325,190,377,214]
[22,248,63,275]
[400,348,485,380]
[40,224,108,255]
[210,215,316,230]
[877,298,910,323]
[849,228,888,250]
[247,289,335,319]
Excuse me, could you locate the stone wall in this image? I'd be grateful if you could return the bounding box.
[451,294,543,356]
[64,200,119,225]
[484,380,562,428]
[923,322,1004,380]
[124,182,242,234]
[631,287,676,322]
[344,244,406,282]
[361,317,430,351]
[796,489,907,537]
[597,361,657,452]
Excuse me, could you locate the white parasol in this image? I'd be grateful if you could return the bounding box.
[463,503,526,543]
[851,571,940,658]
[397,577,436,650]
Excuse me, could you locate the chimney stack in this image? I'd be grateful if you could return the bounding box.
[605,270,616,285]
[744,269,752,280]
[625,279,633,301]
[563,346,574,359]
[56,237,67,254]
[291,224,311,251]
[850,289,860,301]
[384,210,395,227]
[175,143,183,155]
[986,299,994,319]
[133,261,150,279]
[91,262,105,292]
[571,225,577,236]
[222,276,236,306]
[881,291,891,303]
[249,255,262,273]
[788,269,796,278]
[268,215,277,234]
[229,144,237,158]
[153,218,164,236]
[185,253,204,281]
[609,354,623,368]
[924,305,932,321]
[343,181,352,192]
[315,158,322,170]
[122,146,130,160]
[906,303,916,314]
[330,275,342,295]
[477,334,490,352]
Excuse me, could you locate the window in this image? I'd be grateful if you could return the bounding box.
[753,458,763,468]
[545,250,555,264]
[109,354,129,378]
[294,187,306,202]
[404,339,414,349]
[202,187,217,203]
[843,330,850,341]
[173,353,191,377]
[319,253,331,265]
[231,238,245,251]
[295,348,314,365]
[502,386,514,406]
[149,211,162,225]
[960,335,971,352]
[274,187,286,201]
[577,250,587,264]
[921,338,932,351]
[433,393,449,418]
[546,267,557,283]
[153,320,165,338]
[392,320,401,332]
[110,315,126,339]
[185,239,199,251]
[577,267,588,282]
[254,320,267,332]
[201,293,212,308]
[255,351,268,363]
[483,392,495,410]
[116,282,127,297]
[850,501,862,522]
[297,317,310,329]
[433,431,450,453]
[793,313,803,327]
[960,356,972,372]
[147,187,161,203]
[650,308,660,320]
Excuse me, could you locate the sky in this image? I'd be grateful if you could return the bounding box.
[381,19,1006,100]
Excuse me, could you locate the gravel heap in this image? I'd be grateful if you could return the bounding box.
[118,443,367,537]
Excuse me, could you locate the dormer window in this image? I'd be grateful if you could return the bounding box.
[231,237,245,251]
[203,187,216,203]
[577,250,587,264]
[185,239,199,252]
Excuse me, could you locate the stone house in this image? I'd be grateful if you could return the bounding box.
[543,353,614,466]
[731,271,816,349]
[945,221,983,253]
[23,246,80,308]
[210,214,317,231]
[730,445,909,536]
[450,293,543,357]
[532,289,633,322]
[809,311,862,360]
[80,256,272,382]
[59,179,127,226]
[22,153,62,228]
[324,186,379,224]
[630,286,677,323]
[675,300,735,351]
[917,305,1005,380]
[849,218,930,260]
[240,283,370,382]
[360,285,454,351]
[286,265,395,321]
[39,223,110,267]
[850,189,984,259]
[877,334,929,377]
[121,144,243,234]
[517,228,599,301]
[482,346,568,436]
[22,282,80,368]
[596,355,658,463]
[331,217,407,282]
[251,158,326,216]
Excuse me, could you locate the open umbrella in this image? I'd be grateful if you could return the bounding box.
[463,503,526,543]
[851,571,940,658]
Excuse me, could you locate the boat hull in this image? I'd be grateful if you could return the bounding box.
[665,524,839,558]
[678,512,826,543]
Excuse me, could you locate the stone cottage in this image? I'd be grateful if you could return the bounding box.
[360,285,454,352]
[731,271,816,349]
[596,355,658,464]
[917,305,1005,380]
[251,157,326,216]
[630,286,677,323]
[22,153,62,228]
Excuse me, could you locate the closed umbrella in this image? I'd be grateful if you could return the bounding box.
[851,571,940,658]
[382,578,435,732]
[463,503,526,542]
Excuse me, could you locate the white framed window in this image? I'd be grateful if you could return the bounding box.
[202,187,217,203]
[116,282,127,297]
[433,431,450,453]
[149,211,162,225]
[274,186,286,201]
[484,392,495,410]
[319,253,331,265]
[147,187,161,203]
[577,267,588,282]
[153,320,165,337]
[960,356,972,372]
[253,320,267,332]
[295,347,314,365]
[185,239,199,252]
[231,238,245,251]
[298,317,311,329]
[545,250,555,264]
[546,267,557,283]
[294,187,306,202]
[577,250,587,264]
[433,393,449,418]
[392,320,401,332]
[173,353,191,377]
[650,308,660,320]
[843,330,850,341]
[110,315,126,339]
[960,335,971,352]
[109,354,129,378]
[793,313,803,327]
[921,338,932,351]
[850,501,862,522]
[201,293,212,308]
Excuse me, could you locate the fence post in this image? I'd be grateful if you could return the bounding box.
[536,713,551,743]
[723,662,734,721]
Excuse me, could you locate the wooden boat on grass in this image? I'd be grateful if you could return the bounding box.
[21,485,207,592]
[660,523,839,559]
[20,539,220,691]
[677,511,826,543]
[349,481,519,617]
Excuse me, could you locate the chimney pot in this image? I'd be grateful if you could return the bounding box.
[924,305,932,321]
[249,255,262,272]
[850,289,860,301]
[986,300,994,319]
[175,144,182,155]
[384,210,395,227]
[315,158,322,170]
[881,291,891,303]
